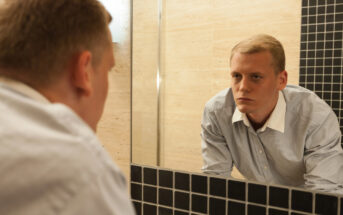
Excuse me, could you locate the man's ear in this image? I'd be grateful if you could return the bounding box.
[72,51,93,97]
[278,70,288,90]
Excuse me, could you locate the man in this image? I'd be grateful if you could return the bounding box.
[201,34,343,193]
[0,0,135,214]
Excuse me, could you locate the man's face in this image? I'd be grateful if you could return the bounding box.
[230,51,287,123]
[88,39,115,131]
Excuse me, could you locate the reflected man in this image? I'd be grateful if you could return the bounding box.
[0,0,135,214]
[201,34,343,193]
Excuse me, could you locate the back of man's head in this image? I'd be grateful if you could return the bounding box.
[0,0,111,88]
[230,34,286,74]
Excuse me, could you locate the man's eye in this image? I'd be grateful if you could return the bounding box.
[232,74,241,78]
[252,75,262,80]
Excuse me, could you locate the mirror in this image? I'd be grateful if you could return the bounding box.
[132,0,301,181]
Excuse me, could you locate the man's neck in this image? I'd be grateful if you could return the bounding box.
[247,113,272,131]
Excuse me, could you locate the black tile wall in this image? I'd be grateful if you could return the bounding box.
[131,165,142,183]
[191,194,207,213]
[174,191,189,211]
[191,174,207,194]
[159,170,173,188]
[175,172,190,191]
[269,208,288,215]
[143,185,157,204]
[159,207,172,215]
[300,0,343,139]
[174,210,188,215]
[131,164,343,215]
[269,186,289,209]
[228,180,245,201]
[210,177,226,197]
[159,188,173,207]
[227,200,245,215]
[144,167,157,185]
[209,197,225,215]
[143,203,157,215]
[248,183,266,205]
[291,190,313,213]
[315,193,338,215]
[247,204,266,215]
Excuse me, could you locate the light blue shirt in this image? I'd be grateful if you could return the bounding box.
[0,79,136,215]
[201,85,343,194]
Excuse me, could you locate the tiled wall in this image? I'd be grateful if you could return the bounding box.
[299,0,343,140]
[131,164,342,215]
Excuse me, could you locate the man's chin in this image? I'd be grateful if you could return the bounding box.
[236,105,252,114]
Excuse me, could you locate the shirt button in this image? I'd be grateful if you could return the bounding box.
[259,150,263,154]
[264,166,267,169]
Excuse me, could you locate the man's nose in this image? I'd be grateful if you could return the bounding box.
[239,77,250,92]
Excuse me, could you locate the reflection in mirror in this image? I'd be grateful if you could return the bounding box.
[132,0,343,194]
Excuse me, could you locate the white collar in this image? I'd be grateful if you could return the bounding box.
[232,91,286,133]
[0,76,51,104]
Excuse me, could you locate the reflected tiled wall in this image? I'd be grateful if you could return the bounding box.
[299,0,343,141]
[131,164,342,215]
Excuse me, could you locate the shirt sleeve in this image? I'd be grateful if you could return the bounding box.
[201,104,233,177]
[303,110,343,194]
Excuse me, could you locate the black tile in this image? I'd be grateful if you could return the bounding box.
[317,15,325,23]
[318,6,325,14]
[159,207,173,215]
[210,177,226,197]
[143,185,157,204]
[227,201,245,215]
[159,188,173,207]
[175,191,189,211]
[247,204,266,215]
[308,0,316,6]
[131,165,142,183]
[268,208,288,215]
[309,7,316,15]
[327,14,334,22]
[309,25,316,33]
[337,13,343,22]
[143,204,156,215]
[326,32,334,40]
[269,186,289,209]
[327,5,334,13]
[248,183,266,205]
[301,8,308,16]
[228,180,246,201]
[174,210,188,215]
[337,3,343,10]
[315,193,338,215]
[209,197,225,215]
[131,183,142,200]
[133,201,142,215]
[192,174,207,194]
[191,194,207,214]
[144,167,157,185]
[301,0,307,6]
[291,213,307,215]
[175,172,190,191]
[159,170,173,188]
[291,190,313,213]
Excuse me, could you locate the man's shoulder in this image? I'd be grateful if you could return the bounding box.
[204,88,235,114]
[283,85,334,124]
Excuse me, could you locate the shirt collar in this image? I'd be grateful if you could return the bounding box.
[0,76,51,104]
[232,91,286,133]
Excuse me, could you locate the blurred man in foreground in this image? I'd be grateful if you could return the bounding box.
[0,0,135,214]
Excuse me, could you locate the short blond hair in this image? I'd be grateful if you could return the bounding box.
[0,0,112,87]
[230,34,285,74]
